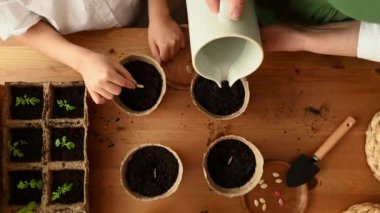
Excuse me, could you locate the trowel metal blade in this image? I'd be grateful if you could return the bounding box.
[286,154,320,187]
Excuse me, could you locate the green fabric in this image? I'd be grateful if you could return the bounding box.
[255,0,291,25]
[285,0,351,24]
[328,0,380,24]
[255,5,278,25]
[256,0,351,26]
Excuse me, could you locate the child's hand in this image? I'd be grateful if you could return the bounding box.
[148,16,185,63]
[11,21,136,104]
[76,51,137,104]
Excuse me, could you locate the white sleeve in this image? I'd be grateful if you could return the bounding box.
[357,21,380,62]
[0,0,41,41]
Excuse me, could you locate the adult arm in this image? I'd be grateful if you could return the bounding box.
[261,21,361,58]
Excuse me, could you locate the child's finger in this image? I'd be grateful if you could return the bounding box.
[159,47,170,62]
[177,29,186,49]
[95,88,114,100]
[181,36,186,49]
[89,90,105,104]
[104,82,122,95]
[114,64,138,88]
[108,68,133,87]
[169,44,179,60]
[173,40,182,58]
[149,39,161,64]
[166,45,174,61]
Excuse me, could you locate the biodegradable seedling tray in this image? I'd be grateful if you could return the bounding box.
[2,82,89,213]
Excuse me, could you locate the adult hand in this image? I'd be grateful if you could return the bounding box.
[206,0,245,21]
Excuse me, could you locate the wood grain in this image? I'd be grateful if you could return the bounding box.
[1,28,380,213]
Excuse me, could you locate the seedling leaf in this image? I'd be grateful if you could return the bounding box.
[9,140,27,158]
[52,192,60,201]
[55,138,61,147]
[17,181,28,190]
[57,99,76,112]
[17,179,43,190]
[14,150,24,158]
[15,94,40,107]
[36,180,43,190]
[51,182,74,201]
[18,201,36,213]
[66,142,75,150]
[55,136,75,150]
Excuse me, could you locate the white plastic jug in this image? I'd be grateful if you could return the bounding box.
[186,0,264,87]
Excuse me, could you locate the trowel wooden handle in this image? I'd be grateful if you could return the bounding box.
[314,116,356,160]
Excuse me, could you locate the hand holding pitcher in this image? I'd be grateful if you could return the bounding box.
[186,0,263,87]
[205,0,245,21]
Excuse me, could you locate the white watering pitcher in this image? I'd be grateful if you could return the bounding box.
[186,0,264,87]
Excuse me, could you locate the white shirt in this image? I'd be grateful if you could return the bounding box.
[357,22,380,62]
[0,0,140,40]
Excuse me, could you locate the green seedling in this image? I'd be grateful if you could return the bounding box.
[51,183,73,201]
[9,140,28,158]
[57,99,76,111]
[15,94,41,107]
[55,136,75,150]
[17,179,43,190]
[18,201,37,213]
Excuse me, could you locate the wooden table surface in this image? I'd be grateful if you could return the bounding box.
[1,28,380,213]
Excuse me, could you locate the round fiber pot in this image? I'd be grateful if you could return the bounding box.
[114,54,166,116]
[190,75,249,120]
[120,144,183,201]
[203,135,263,197]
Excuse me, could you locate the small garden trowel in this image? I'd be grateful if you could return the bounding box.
[286,116,356,187]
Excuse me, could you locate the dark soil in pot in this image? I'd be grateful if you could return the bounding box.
[125,146,179,197]
[119,60,163,111]
[207,139,256,188]
[193,77,244,116]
